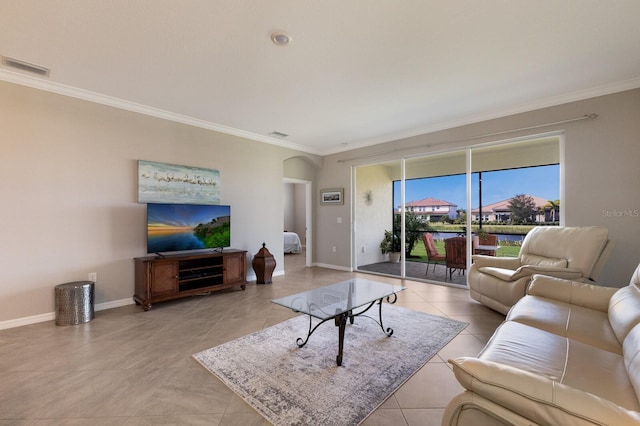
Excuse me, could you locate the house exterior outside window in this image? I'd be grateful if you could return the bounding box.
[471,194,550,223]
[398,197,458,222]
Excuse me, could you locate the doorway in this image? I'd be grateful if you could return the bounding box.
[283,178,312,268]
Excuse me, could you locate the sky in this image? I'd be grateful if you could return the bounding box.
[393,164,559,211]
[147,203,230,227]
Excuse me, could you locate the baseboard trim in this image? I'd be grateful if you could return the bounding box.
[0,271,294,331]
[312,262,352,272]
[0,297,135,330]
[95,297,136,311]
[0,313,54,330]
[246,270,285,282]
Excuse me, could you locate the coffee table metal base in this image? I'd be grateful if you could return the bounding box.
[294,293,398,366]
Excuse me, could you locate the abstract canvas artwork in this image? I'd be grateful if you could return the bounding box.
[138,160,220,204]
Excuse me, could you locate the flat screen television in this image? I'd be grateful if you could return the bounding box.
[147,203,231,254]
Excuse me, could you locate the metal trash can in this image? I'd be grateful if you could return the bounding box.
[55,281,95,326]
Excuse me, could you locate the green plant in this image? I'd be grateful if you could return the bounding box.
[380,230,401,254]
[392,212,433,256]
[508,194,538,224]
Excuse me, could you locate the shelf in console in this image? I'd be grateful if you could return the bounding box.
[179,271,223,281]
[180,278,223,292]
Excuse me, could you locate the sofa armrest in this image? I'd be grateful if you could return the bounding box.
[471,255,521,269]
[449,357,640,426]
[510,265,583,281]
[477,265,583,283]
[527,274,617,312]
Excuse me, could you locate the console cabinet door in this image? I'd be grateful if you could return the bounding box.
[223,253,245,284]
[150,261,178,296]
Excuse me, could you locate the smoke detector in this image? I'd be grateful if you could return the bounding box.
[271,31,291,46]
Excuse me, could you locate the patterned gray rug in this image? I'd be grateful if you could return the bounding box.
[193,304,467,425]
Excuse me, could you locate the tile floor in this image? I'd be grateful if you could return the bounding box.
[0,251,504,425]
[357,260,467,286]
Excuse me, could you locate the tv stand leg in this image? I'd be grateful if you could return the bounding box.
[134,295,152,311]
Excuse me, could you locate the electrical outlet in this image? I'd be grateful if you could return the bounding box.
[332,246,336,253]
[88,272,97,282]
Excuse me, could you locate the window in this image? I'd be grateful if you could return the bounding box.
[354,135,561,285]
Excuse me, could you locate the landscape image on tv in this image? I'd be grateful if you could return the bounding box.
[147,203,231,253]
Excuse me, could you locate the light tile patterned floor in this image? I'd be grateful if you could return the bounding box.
[0,251,504,425]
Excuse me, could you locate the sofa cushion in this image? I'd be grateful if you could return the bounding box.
[624,324,640,408]
[478,321,639,411]
[449,357,640,426]
[507,295,621,354]
[527,274,616,312]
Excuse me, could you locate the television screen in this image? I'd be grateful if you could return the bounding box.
[147,203,231,253]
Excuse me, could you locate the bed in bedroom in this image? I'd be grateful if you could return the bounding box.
[284,231,302,253]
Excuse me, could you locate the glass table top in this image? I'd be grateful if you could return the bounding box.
[271,278,406,320]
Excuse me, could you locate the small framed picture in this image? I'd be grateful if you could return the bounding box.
[320,188,344,205]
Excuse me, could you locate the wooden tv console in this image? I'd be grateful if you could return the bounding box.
[133,249,247,311]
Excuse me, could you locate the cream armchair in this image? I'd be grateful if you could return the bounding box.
[468,226,613,314]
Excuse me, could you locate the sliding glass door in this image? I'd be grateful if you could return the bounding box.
[354,135,561,287]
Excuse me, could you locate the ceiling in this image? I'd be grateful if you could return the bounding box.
[1,1,640,155]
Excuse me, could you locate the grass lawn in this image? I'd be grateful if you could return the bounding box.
[408,238,520,263]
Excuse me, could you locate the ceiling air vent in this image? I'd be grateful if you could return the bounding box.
[2,56,50,77]
[269,131,289,139]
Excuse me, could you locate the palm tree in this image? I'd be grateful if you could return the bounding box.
[544,200,560,222]
[393,212,432,257]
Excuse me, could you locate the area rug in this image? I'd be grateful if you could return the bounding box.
[193,304,467,426]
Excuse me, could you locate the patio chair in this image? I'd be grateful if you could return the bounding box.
[422,233,446,275]
[444,236,474,281]
[474,233,498,256]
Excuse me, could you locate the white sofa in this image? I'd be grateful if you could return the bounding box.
[443,266,640,426]
[469,226,613,314]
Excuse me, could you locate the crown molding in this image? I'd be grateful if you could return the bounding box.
[2,68,639,158]
[0,69,323,156]
[321,76,640,156]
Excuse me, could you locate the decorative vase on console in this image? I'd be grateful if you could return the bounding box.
[252,242,276,284]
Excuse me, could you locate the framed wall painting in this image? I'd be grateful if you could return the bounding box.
[138,160,220,204]
[320,188,344,205]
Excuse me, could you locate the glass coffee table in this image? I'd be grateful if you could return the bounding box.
[271,278,406,366]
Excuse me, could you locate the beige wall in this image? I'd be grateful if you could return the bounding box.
[0,81,319,325]
[317,89,640,287]
[354,163,396,266]
[2,79,639,327]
